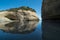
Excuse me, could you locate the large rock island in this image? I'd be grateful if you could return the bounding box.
[0,6,39,22]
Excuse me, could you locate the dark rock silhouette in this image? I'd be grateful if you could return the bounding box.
[42,0,60,20]
[42,0,60,40]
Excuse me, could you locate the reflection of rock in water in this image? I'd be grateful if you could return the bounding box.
[0,21,39,34]
[42,20,60,40]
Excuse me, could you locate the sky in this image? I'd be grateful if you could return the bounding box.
[0,0,42,19]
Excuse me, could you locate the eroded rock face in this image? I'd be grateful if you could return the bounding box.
[0,11,16,23]
[0,10,39,22]
[42,0,60,20]
[17,10,39,21]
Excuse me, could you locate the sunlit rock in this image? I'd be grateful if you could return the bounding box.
[0,6,39,22]
[17,10,39,21]
[0,10,39,23]
[0,11,14,23]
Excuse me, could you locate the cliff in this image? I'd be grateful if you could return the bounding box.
[42,0,60,20]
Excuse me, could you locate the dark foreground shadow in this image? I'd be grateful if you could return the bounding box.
[42,20,60,40]
[0,21,39,34]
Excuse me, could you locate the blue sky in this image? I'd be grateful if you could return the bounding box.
[0,0,42,19]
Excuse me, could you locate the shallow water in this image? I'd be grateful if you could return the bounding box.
[0,21,42,40]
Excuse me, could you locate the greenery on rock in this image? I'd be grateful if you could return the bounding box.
[3,6,36,12]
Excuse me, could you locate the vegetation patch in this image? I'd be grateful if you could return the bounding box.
[0,6,36,12]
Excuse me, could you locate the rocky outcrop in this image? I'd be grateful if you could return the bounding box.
[0,11,14,23]
[0,9,39,22]
[17,10,39,21]
[42,0,60,20]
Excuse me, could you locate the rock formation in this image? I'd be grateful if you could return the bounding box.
[17,10,39,21]
[42,0,60,20]
[0,6,39,22]
[0,11,14,23]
